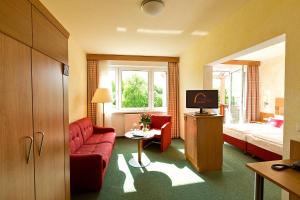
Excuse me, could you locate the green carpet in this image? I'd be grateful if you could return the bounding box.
[72,138,280,200]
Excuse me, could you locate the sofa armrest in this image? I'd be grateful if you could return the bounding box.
[70,154,104,191]
[93,125,115,134]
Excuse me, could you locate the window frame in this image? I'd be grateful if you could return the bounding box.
[109,65,168,112]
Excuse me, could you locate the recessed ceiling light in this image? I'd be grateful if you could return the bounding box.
[141,0,165,16]
[116,27,127,32]
[191,31,209,36]
[137,28,182,35]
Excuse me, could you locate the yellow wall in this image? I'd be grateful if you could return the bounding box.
[260,54,285,114]
[68,37,87,122]
[180,0,300,161]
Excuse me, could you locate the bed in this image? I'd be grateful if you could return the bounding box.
[224,121,283,160]
[223,99,284,161]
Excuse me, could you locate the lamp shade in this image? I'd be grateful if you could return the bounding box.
[91,88,112,103]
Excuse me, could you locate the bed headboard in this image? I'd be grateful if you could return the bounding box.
[259,112,274,122]
[275,98,284,115]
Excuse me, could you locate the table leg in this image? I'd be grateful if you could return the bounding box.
[128,139,150,168]
[138,139,142,164]
[254,173,264,200]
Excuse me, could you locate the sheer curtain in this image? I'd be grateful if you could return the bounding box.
[96,60,113,126]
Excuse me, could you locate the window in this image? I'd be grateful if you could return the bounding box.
[109,66,167,112]
[121,70,149,108]
[108,70,116,108]
[153,71,167,108]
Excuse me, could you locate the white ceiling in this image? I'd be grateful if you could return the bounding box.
[41,0,249,56]
[236,41,286,60]
[213,41,286,72]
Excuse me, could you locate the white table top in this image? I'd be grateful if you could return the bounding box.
[125,129,160,140]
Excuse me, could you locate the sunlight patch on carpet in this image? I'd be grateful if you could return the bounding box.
[117,154,136,193]
[145,162,205,186]
[177,148,185,154]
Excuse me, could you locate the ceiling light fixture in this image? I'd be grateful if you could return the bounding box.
[191,31,209,36]
[116,27,127,32]
[141,0,165,16]
[137,28,182,35]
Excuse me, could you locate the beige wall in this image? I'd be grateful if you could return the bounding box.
[179,0,300,162]
[260,55,285,114]
[68,37,87,123]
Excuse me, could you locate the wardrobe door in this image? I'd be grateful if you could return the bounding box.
[32,49,65,200]
[0,33,35,199]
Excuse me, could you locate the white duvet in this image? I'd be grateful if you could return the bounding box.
[224,123,283,154]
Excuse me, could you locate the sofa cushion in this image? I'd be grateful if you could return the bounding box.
[150,115,171,129]
[75,143,113,169]
[85,132,116,145]
[69,122,84,154]
[76,118,94,142]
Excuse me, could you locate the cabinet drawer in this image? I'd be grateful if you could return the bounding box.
[32,6,68,64]
[0,0,32,46]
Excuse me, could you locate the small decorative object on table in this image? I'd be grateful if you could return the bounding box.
[140,113,151,131]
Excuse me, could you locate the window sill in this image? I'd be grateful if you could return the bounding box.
[111,110,167,114]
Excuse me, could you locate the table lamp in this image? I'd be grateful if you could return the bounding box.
[91,88,112,126]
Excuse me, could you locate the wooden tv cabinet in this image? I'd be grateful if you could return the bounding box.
[184,113,223,172]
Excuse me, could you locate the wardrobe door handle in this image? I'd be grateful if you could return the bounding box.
[25,136,33,164]
[36,131,45,156]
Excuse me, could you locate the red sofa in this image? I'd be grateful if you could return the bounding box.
[69,118,116,192]
[143,115,172,152]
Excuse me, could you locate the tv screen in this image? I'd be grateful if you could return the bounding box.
[186,90,218,109]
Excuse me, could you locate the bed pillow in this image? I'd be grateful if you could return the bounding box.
[267,118,284,128]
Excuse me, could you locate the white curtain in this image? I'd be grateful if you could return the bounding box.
[96,60,113,127]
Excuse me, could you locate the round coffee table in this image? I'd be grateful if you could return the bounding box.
[125,130,155,168]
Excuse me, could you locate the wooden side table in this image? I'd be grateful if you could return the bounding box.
[125,131,154,168]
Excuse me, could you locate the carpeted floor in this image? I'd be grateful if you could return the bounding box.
[72,138,280,200]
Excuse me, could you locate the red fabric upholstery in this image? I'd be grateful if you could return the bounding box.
[76,118,94,142]
[86,132,116,145]
[150,115,171,129]
[69,122,84,154]
[69,117,116,192]
[143,115,172,152]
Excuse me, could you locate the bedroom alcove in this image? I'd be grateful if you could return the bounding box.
[204,34,286,161]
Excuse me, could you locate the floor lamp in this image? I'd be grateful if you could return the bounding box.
[91,88,112,126]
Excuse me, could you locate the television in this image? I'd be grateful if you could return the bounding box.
[186,90,218,114]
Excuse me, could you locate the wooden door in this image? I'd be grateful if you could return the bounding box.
[0,32,35,199]
[32,49,65,200]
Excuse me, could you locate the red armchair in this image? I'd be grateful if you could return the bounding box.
[143,115,172,152]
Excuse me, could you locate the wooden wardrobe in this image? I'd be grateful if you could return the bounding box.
[0,0,70,199]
